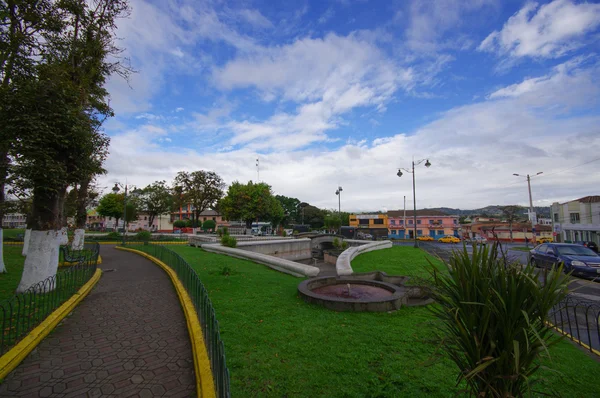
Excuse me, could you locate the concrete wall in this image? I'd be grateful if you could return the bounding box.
[201,243,319,278]
[236,238,312,261]
[336,240,393,276]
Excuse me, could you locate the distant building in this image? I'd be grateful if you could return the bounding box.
[387,210,459,239]
[172,206,227,227]
[2,213,26,228]
[478,223,552,242]
[349,213,389,238]
[551,196,600,244]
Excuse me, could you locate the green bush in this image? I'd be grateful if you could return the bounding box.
[106,231,121,240]
[184,219,193,228]
[173,220,186,228]
[135,231,152,241]
[282,230,287,237]
[332,237,340,249]
[428,243,570,397]
[220,234,237,248]
[202,219,216,231]
[341,241,348,250]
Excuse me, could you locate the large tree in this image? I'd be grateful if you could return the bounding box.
[501,205,523,243]
[274,195,301,225]
[139,181,172,229]
[173,171,225,227]
[219,181,283,229]
[8,0,131,292]
[96,193,123,229]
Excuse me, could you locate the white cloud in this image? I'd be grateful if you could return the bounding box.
[175,107,185,112]
[479,0,600,59]
[404,0,497,53]
[236,9,273,28]
[102,61,600,210]
[318,8,335,24]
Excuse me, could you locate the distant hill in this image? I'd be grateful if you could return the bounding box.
[425,205,551,218]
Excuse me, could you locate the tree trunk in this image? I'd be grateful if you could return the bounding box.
[0,229,5,273]
[22,229,32,256]
[72,229,85,250]
[16,230,62,293]
[17,186,66,292]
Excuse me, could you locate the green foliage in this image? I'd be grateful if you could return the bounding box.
[139,181,173,227]
[135,231,152,241]
[341,241,348,250]
[282,230,287,237]
[173,170,225,225]
[106,231,121,240]
[218,181,283,228]
[173,220,186,228]
[220,234,237,248]
[428,243,570,397]
[97,193,123,222]
[202,219,216,231]
[332,237,340,249]
[220,266,232,276]
[274,195,301,225]
[324,212,342,231]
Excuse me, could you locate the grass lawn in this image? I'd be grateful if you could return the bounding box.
[511,246,534,252]
[0,245,26,302]
[2,229,25,241]
[151,245,600,398]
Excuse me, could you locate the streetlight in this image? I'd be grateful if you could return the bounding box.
[513,172,543,245]
[397,158,431,248]
[112,182,129,246]
[335,186,343,235]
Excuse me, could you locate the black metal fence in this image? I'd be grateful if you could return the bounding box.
[0,259,98,355]
[126,243,231,398]
[549,296,600,355]
[60,242,100,264]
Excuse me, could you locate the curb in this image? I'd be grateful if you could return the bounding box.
[59,255,103,267]
[116,246,216,398]
[546,321,600,356]
[0,268,102,379]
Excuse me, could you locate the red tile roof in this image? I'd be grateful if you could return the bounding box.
[576,196,600,203]
[387,209,453,217]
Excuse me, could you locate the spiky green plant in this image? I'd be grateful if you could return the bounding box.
[428,243,569,397]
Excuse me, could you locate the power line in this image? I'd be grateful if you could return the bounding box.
[539,157,600,179]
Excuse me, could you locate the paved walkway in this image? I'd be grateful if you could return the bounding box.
[0,246,196,398]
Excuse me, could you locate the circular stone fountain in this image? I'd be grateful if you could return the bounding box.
[298,277,407,312]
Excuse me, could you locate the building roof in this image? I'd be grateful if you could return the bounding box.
[387,209,453,217]
[480,223,551,231]
[199,209,220,216]
[576,196,600,203]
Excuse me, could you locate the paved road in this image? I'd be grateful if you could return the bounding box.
[0,246,196,398]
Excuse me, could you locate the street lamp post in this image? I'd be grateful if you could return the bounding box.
[112,182,129,246]
[335,186,343,235]
[513,172,543,246]
[397,158,431,248]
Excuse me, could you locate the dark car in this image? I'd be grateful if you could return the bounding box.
[529,243,600,278]
[575,241,599,253]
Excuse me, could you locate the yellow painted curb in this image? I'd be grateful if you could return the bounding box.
[59,255,103,267]
[116,246,216,398]
[0,268,102,379]
[547,321,600,356]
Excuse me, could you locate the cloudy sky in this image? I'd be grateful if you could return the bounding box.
[101,0,600,212]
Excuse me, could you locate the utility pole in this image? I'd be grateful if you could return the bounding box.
[403,195,406,239]
[256,158,259,182]
[397,158,431,248]
[514,172,543,245]
[336,186,343,235]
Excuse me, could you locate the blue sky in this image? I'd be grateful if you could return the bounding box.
[101,0,600,211]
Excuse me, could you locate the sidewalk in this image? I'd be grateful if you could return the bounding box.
[0,246,196,397]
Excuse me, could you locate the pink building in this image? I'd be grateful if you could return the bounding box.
[387,210,459,239]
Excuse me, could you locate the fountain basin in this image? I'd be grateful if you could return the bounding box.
[298,277,406,312]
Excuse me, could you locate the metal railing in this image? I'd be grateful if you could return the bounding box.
[549,296,600,354]
[0,258,98,355]
[126,243,231,398]
[60,242,100,264]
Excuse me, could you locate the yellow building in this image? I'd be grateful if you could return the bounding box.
[349,214,389,229]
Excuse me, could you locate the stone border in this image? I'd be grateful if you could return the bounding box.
[116,247,216,398]
[0,268,103,379]
[336,241,393,276]
[200,244,319,277]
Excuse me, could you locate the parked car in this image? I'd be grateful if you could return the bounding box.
[529,243,600,277]
[417,236,434,241]
[575,241,599,253]
[538,237,553,244]
[465,236,488,245]
[438,235,460,244]
[356,232,373,240]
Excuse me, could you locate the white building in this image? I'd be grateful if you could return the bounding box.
[551,196,600,244]
[2,213,27,228]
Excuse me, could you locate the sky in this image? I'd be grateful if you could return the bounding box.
[100,0,600,212]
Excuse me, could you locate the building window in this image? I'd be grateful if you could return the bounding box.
[437,219,443,224]
[359,219,369,225]
[391,230,396,235]
[570,213,580,223]
[428,219,433,225]
[213,217,216,221]
[554,213,559,222]
[390,220,396,225]
[438,230,444,235]
[408,220,413,225]
[453,219,457,224]
[399,220,404,225]
[204,217,207,221]
[373,219,383,225]
[144,216,147,220]
[417,230,423,236]
[417,220,421,225]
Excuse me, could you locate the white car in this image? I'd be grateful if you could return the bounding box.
[466,236,487,245]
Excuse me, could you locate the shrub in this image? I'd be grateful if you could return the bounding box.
[282,230,287,237]
[184,219,193,228]
[220,234,237,248]
[106,231,121,240]
[135,231,152,241]
[173,220,186,228]
[341,241,348,250]
[202,219,216,231]
[217,228,223,237]
[428,243,569,397]
[332,237,340,249]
